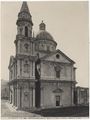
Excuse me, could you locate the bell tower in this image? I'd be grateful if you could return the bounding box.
[16,2,33,37]
[15,2,34,56]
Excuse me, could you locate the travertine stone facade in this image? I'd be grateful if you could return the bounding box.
[8,2,76,109]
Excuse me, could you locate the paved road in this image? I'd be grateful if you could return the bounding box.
[1,100,41,118]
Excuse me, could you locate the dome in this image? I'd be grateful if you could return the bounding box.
[36,30,54,41]
[36,21,56,44]
[35,21,57,52]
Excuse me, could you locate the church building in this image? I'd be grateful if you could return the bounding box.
[8,2,77,110]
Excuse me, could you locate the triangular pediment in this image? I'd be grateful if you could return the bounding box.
[41,49,75,64]
[53,88,63,93]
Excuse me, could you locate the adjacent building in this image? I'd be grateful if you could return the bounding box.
[8,2,77,110]
[75,87,89,105]
[1,79,9,100]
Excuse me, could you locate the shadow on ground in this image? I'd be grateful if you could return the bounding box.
[31,106,89,117]
[1,100,89,118]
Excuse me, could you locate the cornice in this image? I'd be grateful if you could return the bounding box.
[41,60,72,66]
[8,78,36,85]
[14,35,33,43]
[34,39,57,46]
[8,78,77,85]
[15,54,36,61]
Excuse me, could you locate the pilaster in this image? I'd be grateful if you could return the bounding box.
[33,88,35,107]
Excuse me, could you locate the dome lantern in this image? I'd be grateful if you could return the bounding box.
[36,21,57,46]
[39,21,46,30]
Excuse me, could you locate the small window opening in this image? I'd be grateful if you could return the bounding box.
[25,26,28,37]
[56,54,60,59]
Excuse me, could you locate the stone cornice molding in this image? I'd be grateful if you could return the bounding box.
[41,60,72,66]
[15,54,36,61]
[14,35,33,43]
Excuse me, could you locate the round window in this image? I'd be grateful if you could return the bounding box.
[56,54,60,59]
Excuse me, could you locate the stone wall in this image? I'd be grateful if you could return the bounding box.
[76,87,89,105]
[40,82,73,108]
[41,61,74,81]
[16,59,35,79]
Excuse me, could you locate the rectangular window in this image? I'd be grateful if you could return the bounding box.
[56,95,60,106]
[24,64,29,73]
[25,26,28,37]
[56,71,60,78]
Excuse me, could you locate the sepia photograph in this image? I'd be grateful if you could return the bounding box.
[1,1,89,119]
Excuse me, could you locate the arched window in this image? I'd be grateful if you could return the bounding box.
[25,26,28,37]
[56,54,60,59]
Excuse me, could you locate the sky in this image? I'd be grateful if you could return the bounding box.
[1,1,89,87]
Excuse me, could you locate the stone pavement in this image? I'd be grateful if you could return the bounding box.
[1,100,42,118]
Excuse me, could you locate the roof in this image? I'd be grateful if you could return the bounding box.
[36,21,57,45]
[20,2,30,14]
[36,30,54,41]
[17,2,33,25]
[76,86,89,89]
[41,49,75,64]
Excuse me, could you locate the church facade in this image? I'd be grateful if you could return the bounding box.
[8,2,76,110]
